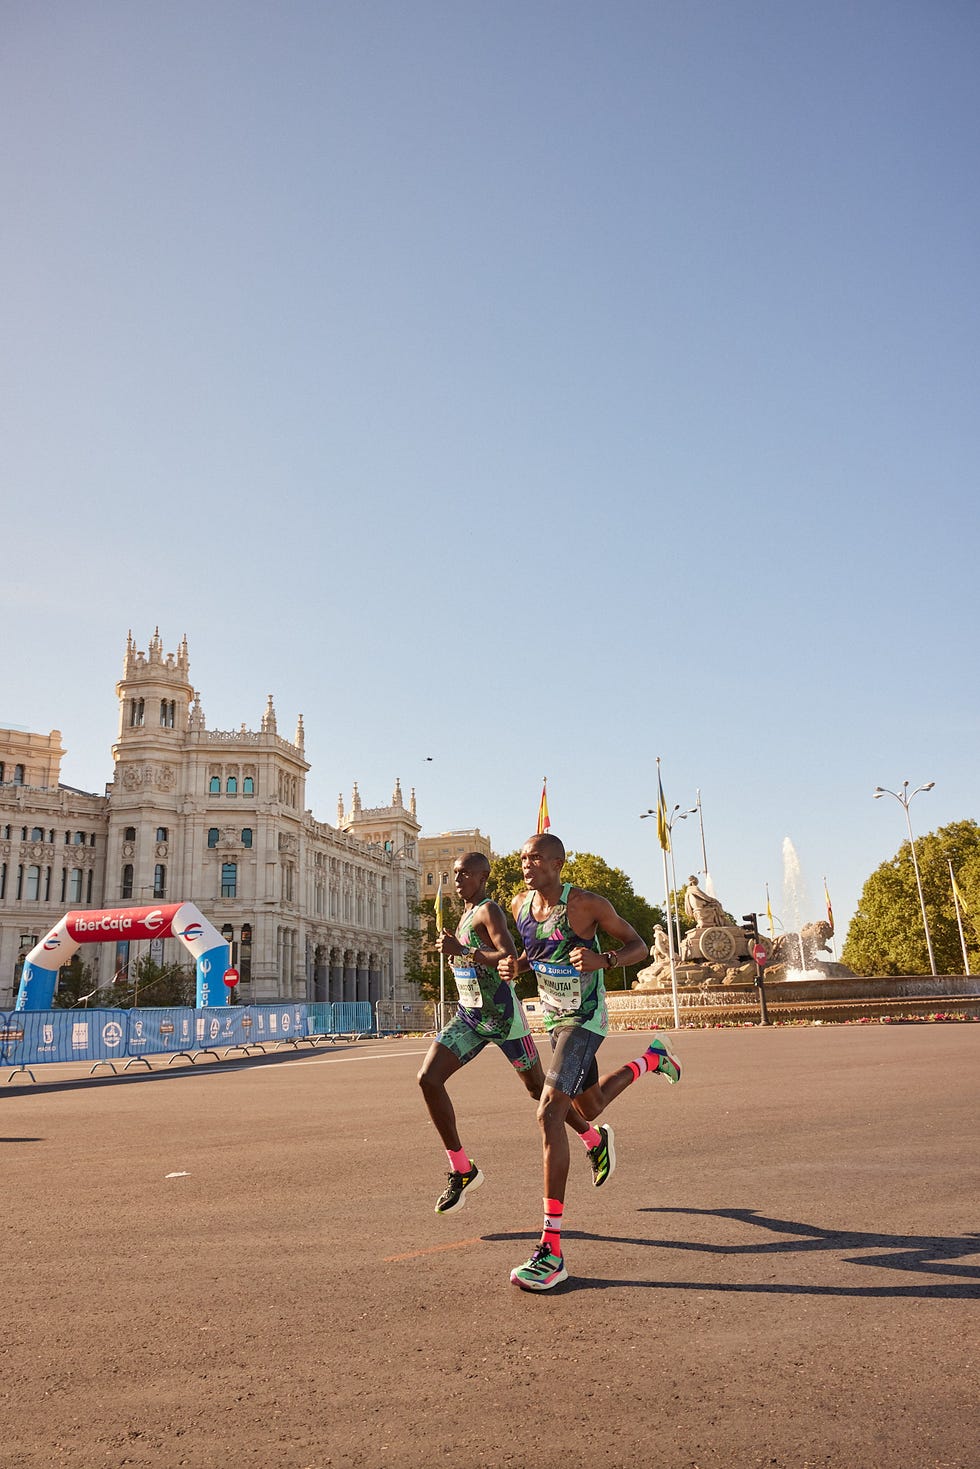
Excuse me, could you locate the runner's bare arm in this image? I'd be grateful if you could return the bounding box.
[568,893,649,973]
[474,901,518,971]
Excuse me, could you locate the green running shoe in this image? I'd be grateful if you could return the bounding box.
[647,1036,682,1084]
[510,1242,568,1291]
[587,1123,616,1187]
[434,1163,484,1214]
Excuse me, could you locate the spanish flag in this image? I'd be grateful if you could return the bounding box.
[823,878,834,930]
[951,869,970,915]
[537,778,551,834]
[656,765,670,853]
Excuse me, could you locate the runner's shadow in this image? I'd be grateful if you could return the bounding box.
[486,1207,980,1299]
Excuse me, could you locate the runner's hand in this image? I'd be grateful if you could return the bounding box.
[498,954,519,982]
[435,929,466,958]
[570,945,603,973]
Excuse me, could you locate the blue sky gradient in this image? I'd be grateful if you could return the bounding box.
[3,2,977,940]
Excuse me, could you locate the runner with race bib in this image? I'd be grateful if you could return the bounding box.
[501,832,683,1291]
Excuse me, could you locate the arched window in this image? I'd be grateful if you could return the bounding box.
[121,864,134,899]
[241,828,253,848]
[68,869,83,903]
[226,776,238,794]
[160,699,175,728]
[153,864,166,899]
[221,862,238,898]
[242,776,254,795]
[25,865,40,901]
[73,832,85,845]
[129,699,144,727]
[209,776,221,794]
[207,828,219,848]
[124,826,136,842]
[30,827,44,842]
[14,764,25,785]
[156,827,168,842]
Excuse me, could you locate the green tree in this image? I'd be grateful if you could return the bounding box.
[404,893,462,1003]
[107,954,197,1008]
[842,820,980,976]
[52,954,96,1009]
[488,848,664,994]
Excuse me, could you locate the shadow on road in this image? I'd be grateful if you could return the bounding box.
[487,1206,980,1298]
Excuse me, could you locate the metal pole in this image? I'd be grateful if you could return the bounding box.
[903,798,937,976]
[875,782,936,977]
[661,841,680,1030]
[667,819,683,954]
[696,788,709,879]
[948,859,970,977]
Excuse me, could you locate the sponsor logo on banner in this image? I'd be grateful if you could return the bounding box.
[143,910,164,932]
[0,1026,25,1042]
[180,923,204,943]
[161,1022,174,1036]
[102,1021,124,1049]
[43,1025,54,1044]
[71,1022,89,1048]
[43,932,61,951]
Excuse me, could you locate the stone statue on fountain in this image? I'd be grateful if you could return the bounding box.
[633,876,855,991]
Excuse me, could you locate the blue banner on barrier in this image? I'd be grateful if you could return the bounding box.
[1,1009,131,1066]
[0,1003,328,1071]
[127,1007,194,1055]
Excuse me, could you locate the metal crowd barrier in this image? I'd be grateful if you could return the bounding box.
[0,1001,374,1083]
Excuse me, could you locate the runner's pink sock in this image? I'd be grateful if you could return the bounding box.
[542,1198,564,1255]
[626,1044,663,1082]
[580,1126,603,1150]
[447,1146,470,1173]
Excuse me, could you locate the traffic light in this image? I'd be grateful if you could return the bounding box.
[741,913,758,940]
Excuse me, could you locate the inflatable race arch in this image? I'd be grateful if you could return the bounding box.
[16,903,230,1011]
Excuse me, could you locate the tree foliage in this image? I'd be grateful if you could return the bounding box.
[842,820,980,976]
[404,894,462,1003]
[488,849,664,994]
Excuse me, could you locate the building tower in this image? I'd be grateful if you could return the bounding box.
[110,629,195,907]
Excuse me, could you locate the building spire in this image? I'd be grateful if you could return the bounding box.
[261,694,277,734]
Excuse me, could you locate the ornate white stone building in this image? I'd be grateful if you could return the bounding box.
[0,631,421,1009]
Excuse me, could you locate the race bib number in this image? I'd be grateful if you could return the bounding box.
[531,960,581,1012]
[451,964,483,1008]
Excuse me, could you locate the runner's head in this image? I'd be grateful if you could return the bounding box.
[453,851,491,903]
[520,833,565,891]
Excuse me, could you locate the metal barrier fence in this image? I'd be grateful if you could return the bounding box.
[0,1002,375,1079]
[374,1000,439,1034]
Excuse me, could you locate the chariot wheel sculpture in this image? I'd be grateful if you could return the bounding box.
[697,926,738,962]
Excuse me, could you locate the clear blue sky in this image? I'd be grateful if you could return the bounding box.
[3,1,977,942]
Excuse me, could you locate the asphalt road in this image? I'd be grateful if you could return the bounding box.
[1,1024,977,1469]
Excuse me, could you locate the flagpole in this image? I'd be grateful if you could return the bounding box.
[662,840,680,1029]
[695,788,709,879]
[823,876,837,959]
[948,859,970,976]
[657,757,680,1029]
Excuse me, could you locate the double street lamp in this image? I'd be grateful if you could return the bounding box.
[873,780,937,976]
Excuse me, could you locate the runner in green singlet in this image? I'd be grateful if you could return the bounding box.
[501,832,682,1290]
[417,850,595,1216]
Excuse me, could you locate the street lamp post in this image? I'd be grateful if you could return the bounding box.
[873,780,937,977]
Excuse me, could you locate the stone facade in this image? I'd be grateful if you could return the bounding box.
[0,630,421,1009]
